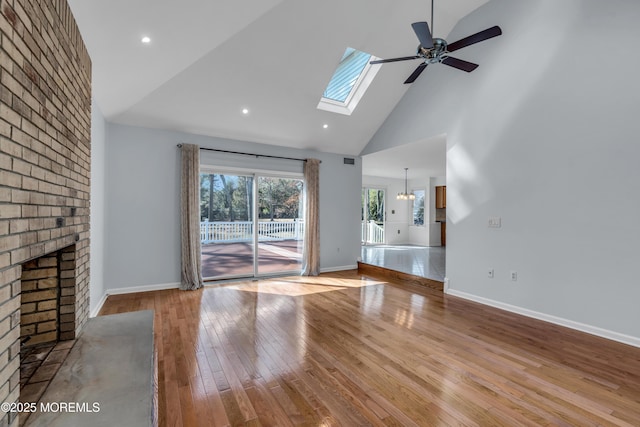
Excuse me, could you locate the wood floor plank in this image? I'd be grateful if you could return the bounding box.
[99,270,640,426]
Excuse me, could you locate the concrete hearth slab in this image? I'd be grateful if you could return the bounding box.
[24,310,155,427]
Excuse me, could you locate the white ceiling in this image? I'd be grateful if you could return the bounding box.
[362,134,446,180]
[68,0,488,174]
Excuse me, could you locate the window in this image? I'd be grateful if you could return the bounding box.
[317,47,380,116]
[412,189,425,226]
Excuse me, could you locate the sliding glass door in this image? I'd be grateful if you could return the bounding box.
[200,173,254,279]
[199,171,304,280]
[256,176,304,275]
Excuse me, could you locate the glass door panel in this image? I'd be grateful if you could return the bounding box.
[256,176,304,275]
[362,188,385,244]
[200,172,254,280]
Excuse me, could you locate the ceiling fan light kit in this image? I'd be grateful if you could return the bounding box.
[370,0,502,84]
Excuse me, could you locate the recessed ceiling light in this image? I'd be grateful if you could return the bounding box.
[242,108,249,115]
[141,36,151,44]
[323,124,329,129]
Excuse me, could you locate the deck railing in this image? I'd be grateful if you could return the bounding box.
[200,220,304,244]
[362,220,385,244]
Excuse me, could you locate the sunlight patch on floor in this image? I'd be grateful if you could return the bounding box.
[225,274,386,296]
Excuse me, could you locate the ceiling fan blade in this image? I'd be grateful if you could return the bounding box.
[404,63,428,84]
[447,26,502,52]
[370,56,421,65]
[411,21,434,49]
[441,56,479,72]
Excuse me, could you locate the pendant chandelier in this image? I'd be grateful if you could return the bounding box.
[397,168,415,200]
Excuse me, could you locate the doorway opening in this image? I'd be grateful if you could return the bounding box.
[200,171,304,280]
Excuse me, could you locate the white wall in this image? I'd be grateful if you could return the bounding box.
[104,123,362,291]
[89,99,106,315]
[362,0,640,345]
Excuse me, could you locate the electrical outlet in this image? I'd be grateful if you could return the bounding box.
[488,216,502,228]
[488,269,494,278]
[397,229,400,234]
[510,271,518,281]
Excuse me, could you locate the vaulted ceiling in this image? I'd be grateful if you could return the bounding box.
[68,0,488,174]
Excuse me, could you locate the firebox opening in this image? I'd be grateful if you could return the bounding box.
[19,244,77,408]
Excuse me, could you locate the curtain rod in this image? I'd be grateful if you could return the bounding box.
[177,144,319,163]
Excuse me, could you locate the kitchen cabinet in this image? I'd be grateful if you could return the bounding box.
[435,186,446,209]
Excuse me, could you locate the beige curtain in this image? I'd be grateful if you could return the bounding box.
[180,144,203,290]
[302,158,320,276]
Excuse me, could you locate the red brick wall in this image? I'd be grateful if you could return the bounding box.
[0,0,91,424]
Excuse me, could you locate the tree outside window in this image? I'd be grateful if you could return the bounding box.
[412,189,425,225]
[200,173,303,222]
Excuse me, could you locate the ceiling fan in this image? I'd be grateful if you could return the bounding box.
[370,2,502,84]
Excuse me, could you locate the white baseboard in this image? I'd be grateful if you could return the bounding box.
[321,265,358,273]
[106,282,181,296]
[90,293,108,318]
[90,282,181,317]
[446,289,640,349]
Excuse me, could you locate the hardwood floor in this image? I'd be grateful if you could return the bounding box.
[99,271,640,426]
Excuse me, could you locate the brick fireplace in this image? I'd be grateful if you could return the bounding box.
[0,0,92,425]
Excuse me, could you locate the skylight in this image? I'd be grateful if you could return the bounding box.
[318,47,380,116]
[323,48,370,102]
